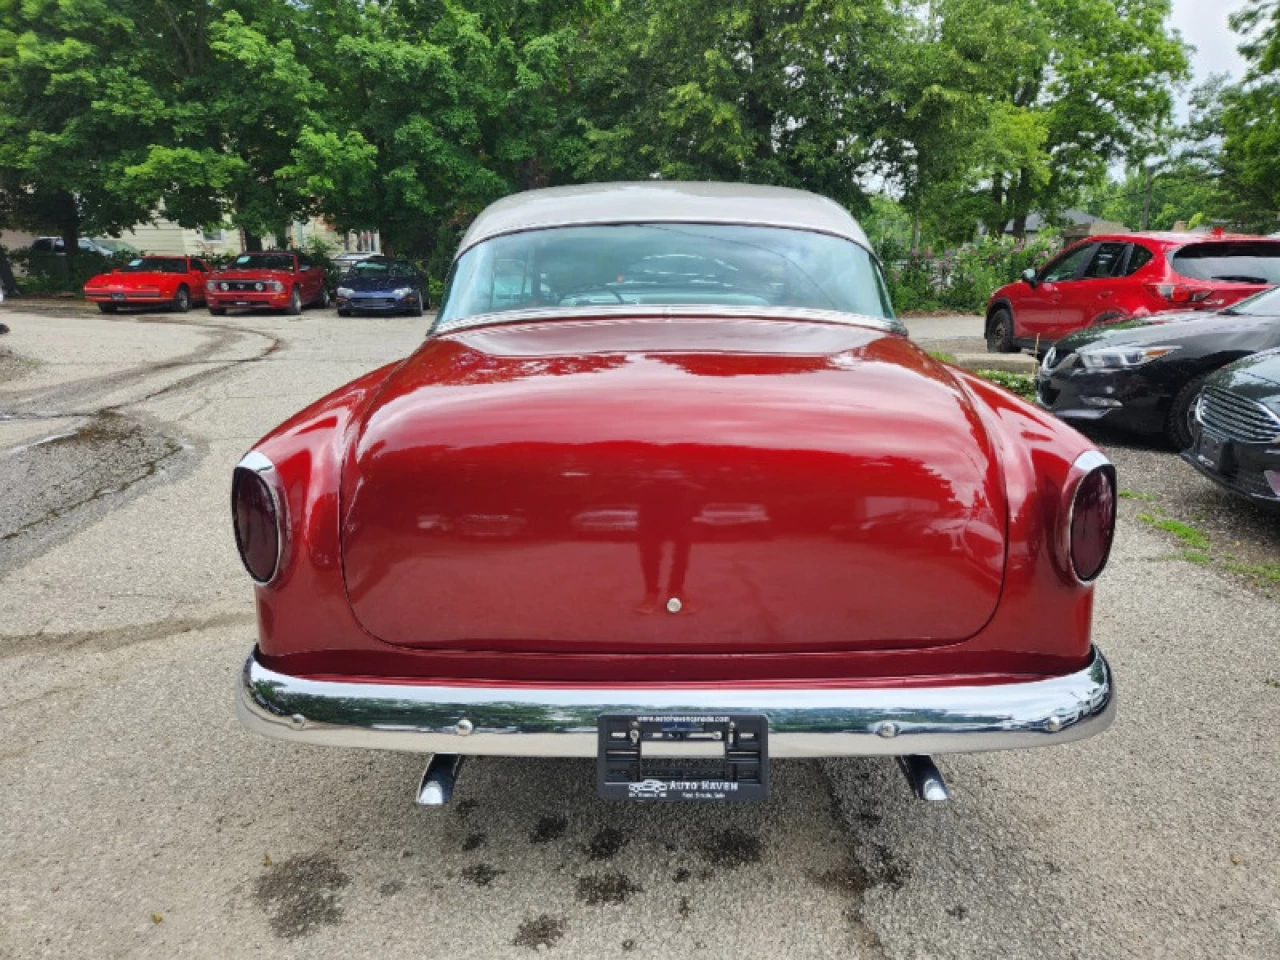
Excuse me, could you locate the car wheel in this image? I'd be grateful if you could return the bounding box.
[1165,371,1213,450]
[209,307,227,316]
[317,285,330,309]
[172,286,191,313]
[337,308,351,317]
[285,287,302,316]
[410,293,424,318]
[97,303,117,314]
[986,307,1017,353]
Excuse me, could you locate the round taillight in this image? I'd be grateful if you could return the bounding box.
[232,468,279,582]
[1070,467,1116,582]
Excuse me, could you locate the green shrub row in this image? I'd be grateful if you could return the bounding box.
[880,234,1059,314]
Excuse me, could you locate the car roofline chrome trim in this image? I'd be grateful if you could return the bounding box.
[454,218,879,261]
[431,304,907,338]
[237,646,1115,759]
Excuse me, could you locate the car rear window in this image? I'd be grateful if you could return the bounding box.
[436,223,896,328]
[1170,242,1280,284]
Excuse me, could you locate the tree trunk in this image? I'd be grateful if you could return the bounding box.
[0,246,18,296]
[243,231,263,252]
[910,213,921,254]
[986,176,1005,237]
[58,191,80,261]
[1010,168,1031,239]
[1141,165,1152,231]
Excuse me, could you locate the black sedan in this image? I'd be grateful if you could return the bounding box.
[1184,349,1280,508]
[335,257,427,317]
[1035,286,1280,448]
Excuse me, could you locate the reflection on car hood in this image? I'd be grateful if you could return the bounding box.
[338,315,1010,655]
[341,275,414,292]
[1214,347,1280,389]
[1055,310,1279,353]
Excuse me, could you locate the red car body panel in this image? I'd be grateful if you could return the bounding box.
[206,252,326,312]
[987,232,1280,346]
[341,318,1007,653]
[245,312,1098,687]
[83,257,209,306]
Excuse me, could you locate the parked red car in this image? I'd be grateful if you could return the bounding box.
[83,256,210,313]
[986,231,1280,353]
[235,183,1116,806]
[205,251,329,315]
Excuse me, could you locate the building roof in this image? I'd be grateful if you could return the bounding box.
[456,181,871,257]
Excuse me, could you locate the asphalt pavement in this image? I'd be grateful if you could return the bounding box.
[0,305,1276,958]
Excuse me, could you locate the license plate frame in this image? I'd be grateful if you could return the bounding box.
[110,292,126,301]
[1195,430,1230,472]
[596,713,769,802]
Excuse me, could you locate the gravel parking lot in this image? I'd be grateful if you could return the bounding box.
[1,305,1276,958]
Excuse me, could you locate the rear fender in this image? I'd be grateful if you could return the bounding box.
[246,362,401,657]
[949,370,1098,667]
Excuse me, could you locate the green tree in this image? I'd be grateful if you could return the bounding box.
[981,0,1189,237]
[1218,1,1280,229]
[121,2,322,247]
[288,0,594,274]
[0,0,160,255]
[573,0,901,213]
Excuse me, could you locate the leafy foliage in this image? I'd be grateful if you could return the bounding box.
[0,0,1227,289]
[974,369,1036,400]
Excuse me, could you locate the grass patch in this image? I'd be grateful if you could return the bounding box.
[1118,489,1158,502]
[927,349,957,364]
[1138,512,1210,551]
[975,369,1036,400]
[1222,560,1280,583]
[1178,549,1212,565]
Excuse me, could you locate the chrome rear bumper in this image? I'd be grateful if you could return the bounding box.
[238,647,1115,758]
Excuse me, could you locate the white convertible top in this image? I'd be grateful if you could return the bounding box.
[456,181,872,258]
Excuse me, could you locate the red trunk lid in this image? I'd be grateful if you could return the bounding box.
[340,317,1007,655]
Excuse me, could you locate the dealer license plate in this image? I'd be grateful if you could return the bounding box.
[1195,430,1230,472]
[597,713,768,801]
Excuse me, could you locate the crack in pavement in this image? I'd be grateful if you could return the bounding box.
[0,315,283,572]
[0,611,255,661]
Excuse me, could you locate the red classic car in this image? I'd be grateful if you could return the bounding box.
[205,251,330,315]
[986,230,1280,353]
[235,183,1117,805]
[83,256,210,313]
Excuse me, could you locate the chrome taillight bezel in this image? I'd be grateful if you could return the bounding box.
[232,450,286,585]
[1060,450,1117,585]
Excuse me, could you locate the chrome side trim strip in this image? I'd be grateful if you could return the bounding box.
[237,647,1115,759]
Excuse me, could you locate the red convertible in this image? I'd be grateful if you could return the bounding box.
[83,256,210,313]
[235,183,1117,805]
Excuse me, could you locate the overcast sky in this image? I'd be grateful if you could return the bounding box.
[1171,0,1250,90]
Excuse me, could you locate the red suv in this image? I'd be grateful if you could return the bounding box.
[985,232,1280,353]
[206,251,330,316]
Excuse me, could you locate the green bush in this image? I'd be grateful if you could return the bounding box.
[975,369,1036,400]
[881,233,1059,315]
[8,246,136,295]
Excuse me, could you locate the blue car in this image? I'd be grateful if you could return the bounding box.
[335,257,427,316]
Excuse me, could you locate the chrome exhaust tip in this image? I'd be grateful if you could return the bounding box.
[415,753,465,806]
[897,754,949,801]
